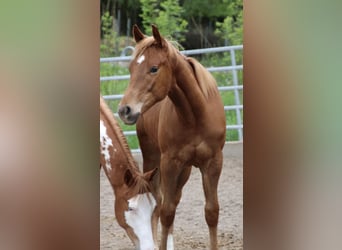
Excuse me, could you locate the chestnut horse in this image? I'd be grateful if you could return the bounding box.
[100,96,158,250]
[118,25,226,250]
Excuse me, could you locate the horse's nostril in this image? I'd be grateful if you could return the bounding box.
[118,105,140,125]
[124,106,131,115]
[119,105,131,117]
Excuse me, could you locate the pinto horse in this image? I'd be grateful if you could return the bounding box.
[100,96,158,250]
[118,25,226,250]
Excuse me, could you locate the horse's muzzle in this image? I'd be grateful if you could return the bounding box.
[118,105,140,125]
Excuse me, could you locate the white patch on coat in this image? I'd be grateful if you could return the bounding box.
[125,193,156,250]
[167,234,174,250]
[137,54,145,64]
[100,120,113,171]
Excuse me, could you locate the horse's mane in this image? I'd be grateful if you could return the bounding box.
[132,36,218,99]
[100,96,151,195]
[186,57,218,99]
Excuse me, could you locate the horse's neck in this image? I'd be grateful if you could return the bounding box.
[109,123,138,173]
[168,55,208,125]
[102,116,140,185]
[100,100,139,175]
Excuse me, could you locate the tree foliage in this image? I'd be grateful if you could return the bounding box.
[182,0,227,18]
[139,0,159,31]
[140,0,188,42]
[100,0,243,51]
[215,0,243,45]
[100,11,117,56]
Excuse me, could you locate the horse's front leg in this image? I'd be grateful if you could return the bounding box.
[159,157,192,250]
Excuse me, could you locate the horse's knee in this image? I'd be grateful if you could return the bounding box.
[160,203,177,228]
[205,203,219,227]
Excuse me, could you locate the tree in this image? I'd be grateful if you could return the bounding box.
[182,0,227,19]
[139,0,159,32]
[140,0,188,42]
[215,0,243,45]
[100,11,118,56]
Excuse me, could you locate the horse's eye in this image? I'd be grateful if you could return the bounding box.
[128,207,135,211]
[150,66,158,74]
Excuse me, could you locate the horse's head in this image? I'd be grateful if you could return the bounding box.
[115,167,158,250]
[119,25,175,125]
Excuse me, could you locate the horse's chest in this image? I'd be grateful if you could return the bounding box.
[163,137,214,165]
[156,105,222,163]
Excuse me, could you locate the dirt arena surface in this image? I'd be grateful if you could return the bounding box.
[100,142,243,250]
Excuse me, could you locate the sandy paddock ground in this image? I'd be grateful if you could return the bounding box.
[100,142,243,250]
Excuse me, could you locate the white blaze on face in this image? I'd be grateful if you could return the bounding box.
[125,193,156,250]
[100,120,113,171]
[137,54,145,64]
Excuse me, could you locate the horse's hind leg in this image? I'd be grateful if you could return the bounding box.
[159,160,192,250]
[200,151,223,250]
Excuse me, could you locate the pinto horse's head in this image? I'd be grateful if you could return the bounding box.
[118,25,175,125]
[114,167,158,250]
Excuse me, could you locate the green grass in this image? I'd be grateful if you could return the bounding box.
[100,54,243,149]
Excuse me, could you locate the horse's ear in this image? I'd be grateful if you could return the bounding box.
[143,167,158,182]
[124,169,135,187]
[152,24,166,48]
[133,24,145,43]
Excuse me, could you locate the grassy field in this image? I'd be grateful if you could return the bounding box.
[100,52,243,150]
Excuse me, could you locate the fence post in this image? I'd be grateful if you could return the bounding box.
[230,48,243,141]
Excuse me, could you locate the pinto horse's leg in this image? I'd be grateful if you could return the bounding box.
[200,151,223,250]
[142,155,161,247]
[159,159,192,250]
[138,131,161,248]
